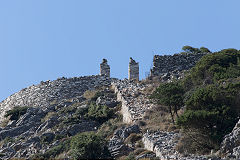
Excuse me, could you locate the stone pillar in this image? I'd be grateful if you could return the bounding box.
[128,57,139,81]
[100,59,110,77]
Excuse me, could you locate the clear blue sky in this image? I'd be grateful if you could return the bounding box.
[0,0,240,101]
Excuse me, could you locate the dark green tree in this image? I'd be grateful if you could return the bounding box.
[177,84,239,151]
[182,45,200,54]
[152,82,184,123]
[200,47,211,53]
[183,50,240,88]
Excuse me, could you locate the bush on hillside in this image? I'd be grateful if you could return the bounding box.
[182,46,200,54]
[4,106,29,121]
[87,103,114,123]
[200,47,211,53]
[183,49,240,87]
[70,132,111,160]
[177,82,240,152]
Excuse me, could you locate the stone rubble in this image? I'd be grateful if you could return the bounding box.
[0,75,113,159]
[111,79,154,124]
[142,130,180,159]
[108,124,140,157]
[0,75,111,123]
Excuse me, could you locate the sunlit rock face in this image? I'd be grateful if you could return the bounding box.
[0,75,111,123]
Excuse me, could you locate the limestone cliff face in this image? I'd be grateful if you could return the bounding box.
[0,75,111,123]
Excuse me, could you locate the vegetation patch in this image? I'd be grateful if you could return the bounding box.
[151,48,240,154]
[33,138,71,159]
[4,106,29,121]
[70,132,111,160]
[87,103,114,123]
[41,112,57,123]
[97,114,124,139]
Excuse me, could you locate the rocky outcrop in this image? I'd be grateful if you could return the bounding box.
[0,75,111,123]
[142,130,180,159]
[142,130,212,160]
[96,88,119,108]
[0,75,114,159]
[220,119,240,159]
[108,124,140,157]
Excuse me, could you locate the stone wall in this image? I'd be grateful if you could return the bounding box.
[142,131,180,159]
[100,59,110,77]
[111,79,153,124]
[0,75,111,123]
[128,57,139,81]
[150,53,209,77]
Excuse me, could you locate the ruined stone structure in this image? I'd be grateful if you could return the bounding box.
[111,79,153,124]
[100,58,110,77]
[128,57,139,81]
[150,53,209,77]
[0,54,226,160]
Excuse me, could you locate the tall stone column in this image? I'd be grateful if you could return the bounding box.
[128,57,139,81]
[100,59,110,77]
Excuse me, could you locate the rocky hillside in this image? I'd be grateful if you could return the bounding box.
[0,75,111,123]
[0,47,240,160]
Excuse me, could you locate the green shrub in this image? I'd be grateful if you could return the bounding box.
[34,139,71,159]
[200,47,211,53]
[0,153,5,157]
[177,83,240,153]
[125,153,135,160]
[87,103,113,123]
[4,106,29,121]
[183,50,240,87]
[70,132,111,160]
[182,45,200,54]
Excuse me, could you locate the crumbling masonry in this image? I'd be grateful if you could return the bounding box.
[128,57,139,81]
[100,58,110,77]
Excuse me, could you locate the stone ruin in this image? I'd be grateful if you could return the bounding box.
[128,57,139,81]
[150,53,209,77]
[100,58,110,77]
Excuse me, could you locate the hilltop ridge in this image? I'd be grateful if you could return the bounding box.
[0,47,240,159]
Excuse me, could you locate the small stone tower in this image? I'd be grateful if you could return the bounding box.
[100,58,110,77]
[128,57,139,81]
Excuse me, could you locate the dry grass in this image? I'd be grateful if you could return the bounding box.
[0,118,9,128]
[142,104,180,132]
[176,129,216,155]
[97,115,124,139]
[41,112,57,123]
[124,133,142,144]
[83,90,98,100]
